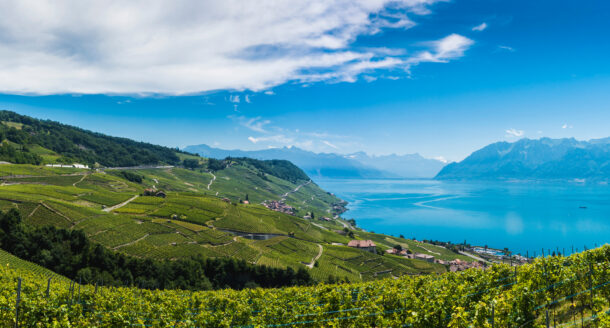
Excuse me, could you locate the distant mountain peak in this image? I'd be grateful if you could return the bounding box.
[436,137,610,180]
[184,144,446,179]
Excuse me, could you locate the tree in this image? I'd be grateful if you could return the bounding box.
[183,159,200,170]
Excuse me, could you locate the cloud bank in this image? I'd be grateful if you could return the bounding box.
[0,0,473,95]
[506,128,524,137]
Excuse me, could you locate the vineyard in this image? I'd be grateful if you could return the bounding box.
[2,245,610,327]
[0,164,454,282]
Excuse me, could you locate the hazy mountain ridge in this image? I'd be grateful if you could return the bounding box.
[184,144,446,178]
[436,137,610,180]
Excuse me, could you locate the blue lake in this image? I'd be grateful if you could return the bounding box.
[315,178,610,256]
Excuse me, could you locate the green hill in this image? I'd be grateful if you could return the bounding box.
[0,163,451,284]
[0,111,471,286]
[0,110,185,167]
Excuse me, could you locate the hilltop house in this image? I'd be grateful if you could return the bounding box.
[348,240,376,253]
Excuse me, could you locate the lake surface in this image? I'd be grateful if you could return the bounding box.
[315,178,610,256]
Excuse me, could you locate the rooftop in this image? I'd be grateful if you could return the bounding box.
[348,240,376,248]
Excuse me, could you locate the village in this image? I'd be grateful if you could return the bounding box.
[347,239,486,272]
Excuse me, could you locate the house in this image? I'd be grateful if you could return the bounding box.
[242,200,249,204]
[348,240,376,253]
[414,253,435,263]
[143,189,166,198]
[262,200,295,215]
[143,188,155,196]
[321,217,331,221]
[386,248,407,256]
[45,163,89,169]
[447,259,484,272]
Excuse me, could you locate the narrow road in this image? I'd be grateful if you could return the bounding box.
[73,174,87,187]
[207,172,216,190]
[281,180,311,200]
[103,195,139,212]
[305,244,323,269]
[420,245,441,256]
[336,219,354,230]
[114,233,149,250]
[41,202,72,223]
[459,250,490,263]
[100,165,174,171]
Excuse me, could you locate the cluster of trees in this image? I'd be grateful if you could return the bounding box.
[0,209,314,290]
[206,158,226,171]
[227,157,309,183]
[182,158,201,170]
[118,170,144,183]
[0,142,42,165]
[0,111,187,167]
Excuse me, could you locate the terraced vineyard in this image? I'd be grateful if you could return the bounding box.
[3,245,610,327]
[0,249,69,282]
[0,164,460,282]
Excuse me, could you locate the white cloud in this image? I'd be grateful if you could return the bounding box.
[322,140,339,149]
[233,116,271,133]
[562,124,573,129]
[432,156,448,163]
[248,135,294,144]
[409,34,474,64]
[506,128,524,137]
[229,95,240,103]
[472,22,487,31]
[0,0,471,95]
[244,95,251,103]
[498,45,516,52]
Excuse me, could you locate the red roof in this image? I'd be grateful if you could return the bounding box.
[348,240,376,248]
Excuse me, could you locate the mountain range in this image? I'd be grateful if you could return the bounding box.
[436,137,610,180]
[183,144,446,179]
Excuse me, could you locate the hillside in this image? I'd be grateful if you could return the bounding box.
[0,163,458,284]
[437,137,610,180]
[184,144,446,178]
[0,248,69,282]
[0,112,471,284]
[2,243,610,327]
[0,110,185,167]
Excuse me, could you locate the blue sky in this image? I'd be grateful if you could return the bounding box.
[0,0,609,162]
